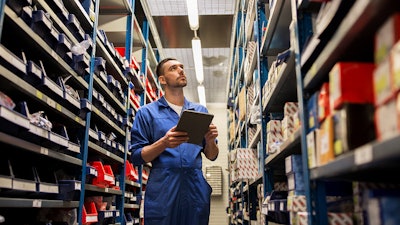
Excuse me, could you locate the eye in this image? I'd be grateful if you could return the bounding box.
[169,65,177,71]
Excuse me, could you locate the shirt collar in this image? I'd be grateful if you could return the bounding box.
[158,96,196,110]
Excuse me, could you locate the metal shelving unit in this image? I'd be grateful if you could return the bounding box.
[0,0,160,224]
[229,0,400,224]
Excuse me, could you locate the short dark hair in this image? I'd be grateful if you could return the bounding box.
[156,57,177,77]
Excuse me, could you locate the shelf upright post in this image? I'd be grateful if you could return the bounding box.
[0,0,5,41]
[116,1,137,223]
[256,0,272,197]
[140,19,148,107]
[290,1,328,224]
[77,0,101,224]
[136,18,149,196]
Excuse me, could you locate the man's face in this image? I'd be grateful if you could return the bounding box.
[160,60,187,88]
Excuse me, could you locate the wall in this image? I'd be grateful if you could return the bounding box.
[202,103,229,225]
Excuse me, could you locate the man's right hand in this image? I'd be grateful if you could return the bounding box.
[162,126,189,148]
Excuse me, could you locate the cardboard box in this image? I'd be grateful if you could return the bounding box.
[375,98,399,140]
[296,212,353,225]
[287,172,305,192]
[285,154,303,175]
[373,57,393,106]
[308,91,320,132]
[333,103,376,156]
[318,82,330,122]
[287,194,307,212]
[317,116,334,166]
[307,130,318,168]
[390,40,400,92]
[329,62,375,110]
[375,13,400,64]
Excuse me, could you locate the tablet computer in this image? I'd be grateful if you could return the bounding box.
[176,110,214,145]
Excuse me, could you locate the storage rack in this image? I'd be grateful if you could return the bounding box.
[0,0,161,224]
[228,0,400,225]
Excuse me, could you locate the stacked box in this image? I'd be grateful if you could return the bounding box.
[274,182,288,191]
[318,82,330,122]
[391,41,400,92]
[285,154,303,175]
[296,212,353,225]
[282,102,298,140]
[308,91,320,132]
[375,97,399,140]
[333,103,376,156]
[375,13,400,64]
[317,115,335,166]
[306,130,318,168]
[266,120,283,154]
[373,23,400,140]
[287,193,307,213]
[231,148,259,181]
[287,172,305,193]
[373,57,392,106]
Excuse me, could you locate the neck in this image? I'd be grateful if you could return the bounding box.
[164,88,185,106]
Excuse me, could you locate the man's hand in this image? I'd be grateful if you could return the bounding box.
[205,123,218,144]
[162,126,189,148]
[204,124,219,161]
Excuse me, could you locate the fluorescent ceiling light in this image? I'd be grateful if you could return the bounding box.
[192,37,204,84]
[197,85,206,106]
[186,0,199,30]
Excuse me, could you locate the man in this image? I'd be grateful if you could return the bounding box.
[130,57,219,225]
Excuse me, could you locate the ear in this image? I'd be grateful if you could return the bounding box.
[159,75,167,85]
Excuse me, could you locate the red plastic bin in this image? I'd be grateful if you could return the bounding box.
[82,201,98,225]
[125,161,138,182]
[89,161,115,188]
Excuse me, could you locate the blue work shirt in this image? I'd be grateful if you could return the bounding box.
[130,96,212,225]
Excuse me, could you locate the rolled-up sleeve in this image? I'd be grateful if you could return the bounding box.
[130,109,152,165]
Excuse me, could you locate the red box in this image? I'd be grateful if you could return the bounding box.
[115,47,140,70]
[318,82,330,122]
[329,62,375,110]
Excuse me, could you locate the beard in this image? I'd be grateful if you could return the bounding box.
[173,76,187,88]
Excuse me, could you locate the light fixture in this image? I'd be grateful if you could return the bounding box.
[197,85,206,106]
[186,0,199,30]
[192,37,204,84]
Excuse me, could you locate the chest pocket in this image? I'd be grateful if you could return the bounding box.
[151,116,177,142]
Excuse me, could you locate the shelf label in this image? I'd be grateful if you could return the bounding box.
[75,182,81,190]
[56,103,62,112]
[36,91,43,100]
[75,116,81,123]
[40,147,49,155]
[104,211,113,218]
[280,202,284,211]
[104,188,109,193]
[310,64,317,79]
[355,144,373,165]
[47,98,56,108]
[33,199,42,208]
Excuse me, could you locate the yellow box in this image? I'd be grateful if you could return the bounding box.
[317,116,335,166]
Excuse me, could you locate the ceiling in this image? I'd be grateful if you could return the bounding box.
[144,0,235,105]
